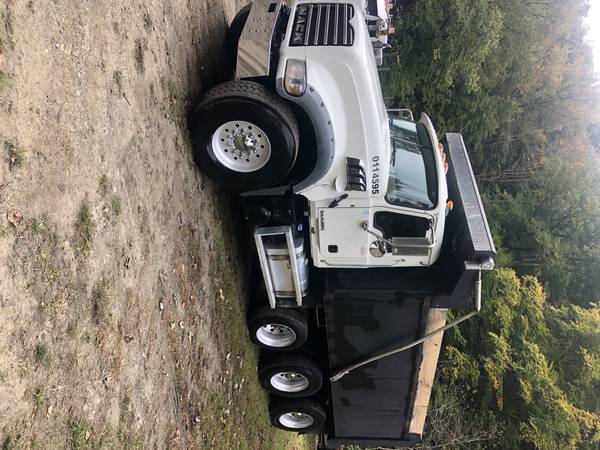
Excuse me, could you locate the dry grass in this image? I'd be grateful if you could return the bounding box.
[7,142,26,168]
[134,39,145,74]
[75,199,95,257]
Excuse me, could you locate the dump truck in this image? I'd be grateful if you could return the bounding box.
[189,0,496,447]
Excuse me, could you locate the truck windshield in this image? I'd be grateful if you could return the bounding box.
[386,118,438,210]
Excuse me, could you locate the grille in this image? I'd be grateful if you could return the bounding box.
[290,3,354,47]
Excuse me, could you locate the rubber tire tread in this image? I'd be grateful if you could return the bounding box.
[190,81,299,190]
[247,307,307,351]
[259,353,323,397]
[269,398,327,433]
[197,81,299,149]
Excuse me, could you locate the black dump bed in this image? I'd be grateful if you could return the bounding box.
[323,292,426,448]
[323,134,496,447]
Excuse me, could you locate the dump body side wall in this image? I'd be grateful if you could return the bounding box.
[324,286,428,443]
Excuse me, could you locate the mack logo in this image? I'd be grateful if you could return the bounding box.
[320,210,325,231]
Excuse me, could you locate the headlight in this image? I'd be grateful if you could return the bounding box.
[284,59,306,97]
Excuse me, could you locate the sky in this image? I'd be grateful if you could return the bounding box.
[586,0,600,71]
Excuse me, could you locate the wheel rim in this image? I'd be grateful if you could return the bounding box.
[270,372,310,393]
[256,323,296,348]
[279,411,314,429]
[211,120,271,173]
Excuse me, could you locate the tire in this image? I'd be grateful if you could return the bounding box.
[248,307,307,351]
[226,4,251,68]
[189,81,299,191]
[269,398,327,433]
[259,354,323,397]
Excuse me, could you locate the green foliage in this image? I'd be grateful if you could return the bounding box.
[387,0,599,171]
[418,384,501,450]
[34,343,48,364]
[384,0,600,448]
[481,332,510,409]
[483,157,600,304]
[436,270,600,449]
[545,305,600,414]
[7,143,26,168]
[68,420,86,450]
[75,199,95,257]
[385,0,504,140]
[383,0,600,303]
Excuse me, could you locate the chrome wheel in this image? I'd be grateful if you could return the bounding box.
[211,120,271,172]
[255,323,297,348]
[270,372,310,393]
[278,412,315,429]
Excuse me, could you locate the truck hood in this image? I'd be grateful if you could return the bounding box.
[295,0,390,201]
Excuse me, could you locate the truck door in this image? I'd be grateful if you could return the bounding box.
[317,207,434,266]
[317,207,371,265]
[369,209,434,265]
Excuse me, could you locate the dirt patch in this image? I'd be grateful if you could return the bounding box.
[0,0,310,448]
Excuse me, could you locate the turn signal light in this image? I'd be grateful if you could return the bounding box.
[284,59,306,97]
[446,200,454,217]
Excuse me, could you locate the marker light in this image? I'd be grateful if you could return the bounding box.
[437,142,444,152]
[441,152,446,162]
[443,162,449,174]
[446,200,454,217]
[284,59,306,97]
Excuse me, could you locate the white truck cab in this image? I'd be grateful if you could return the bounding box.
[271,1,449,268]
[310,112,448,268]
[190,0,449,271]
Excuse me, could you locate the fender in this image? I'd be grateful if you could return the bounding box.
[275,79,336,194]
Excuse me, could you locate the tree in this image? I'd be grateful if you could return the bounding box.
[545,304,600,415]
[482,157,600,304]
[379,1,600,447]
[436,270,600,449]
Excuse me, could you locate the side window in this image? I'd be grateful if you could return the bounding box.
[373,211,429,239]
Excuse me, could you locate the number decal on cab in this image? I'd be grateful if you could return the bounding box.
[371,156,380,195]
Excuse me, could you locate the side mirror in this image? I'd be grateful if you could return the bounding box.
[387,109,414,121]
[369,240,387,258]
[373,47,383,66]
